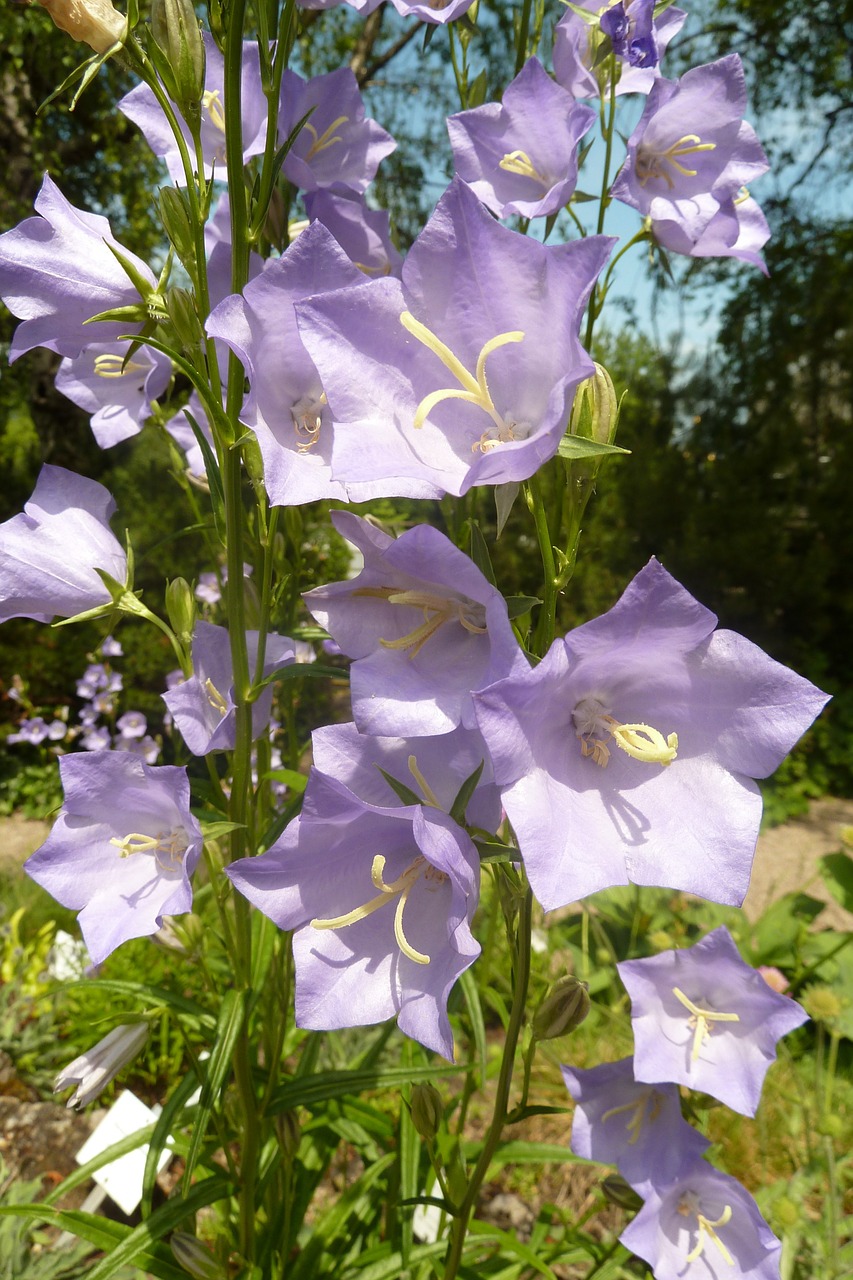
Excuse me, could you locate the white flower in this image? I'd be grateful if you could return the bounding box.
[54,1023,148,1108]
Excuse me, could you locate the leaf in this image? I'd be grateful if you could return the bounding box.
[556,436,631,461]
[143,1068,203,1217]
[458,968,487,1089]
[0,1206,187,1279]
[65,979,215,1028]
[450,760,485,825]
[483,1140,579,1171]
[505,595,541,619]
[340,1240,448,1280]
[467,1218,560,1280]
[42,1125,158,1207]
[820,851,853,912]
[184,409,225,543]
[183,989,249,1192]
[495,481,520,537]
[467,519,497,586]
[376,767,422,807]
[200,820,246,841]
[267,1063,459,1115]
[262,767,308,793]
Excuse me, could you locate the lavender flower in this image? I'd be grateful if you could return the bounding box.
[473,559,829,912]
[162,621,296,754]
[617,927,809,1115]
[195,572,222,605]
[296,179,613,497]
[448,59,595,220]
[0,175,156,360]
[82,726,111,751]
[54,1023,148,1109]
[561,1057,710,1192]
[388,0,477,23]
[0,466,127,624]
[682,190,771,272]
[7,717,50,746]
[101,635,123,657]
[304,189,402,278]
[304,511,528,736]
[25,753,203,964]
[117,711,147,739]
[620,1160,783,1280]
[279,68,395,195]
[55,341,171,449]
[553,0,686,100]
[227,772,480,1059]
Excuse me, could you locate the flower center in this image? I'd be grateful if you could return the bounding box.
[291,393,326,453]
[204,678,229,717]
[310,854,446,965]
[472,421,531,454]
[399,310,525,443]
[676,1190,735,1266]
[353,586,488,659]
[601,1088,663,1145]
[201,89,226,134]
[499,150,549,186]
[304,115,349,160]
[94,352,148,379]
[572,696,678,768]
[635,134,717,190]
[672,987,741,1062]
[110,827,189,873]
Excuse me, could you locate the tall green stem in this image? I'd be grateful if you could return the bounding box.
[527,474,558,657]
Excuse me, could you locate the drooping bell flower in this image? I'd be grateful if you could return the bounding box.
[617,927,809,1116]
[36,0,126,53]
[54,1023,149,1109]
[304,189,402,278]
[0,465,127,624]
[553,0,686,101]
[279,68,395,195]
[296,178,613,497]
[473,558,829,912]
[55,341,172,449]
[387,0,477,23]
[678,190,771,272]
[118,35,268,184]
[227,771,480,1059]
[304,510,528,736]
[0,175,157,361]
[447,58,595,220]
[25,753,203,964]
[620,1160,783,1280]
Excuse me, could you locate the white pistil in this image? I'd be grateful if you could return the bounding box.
[94,352,147,379]
[601,1089,662,1146]
[499,150,548,185]
[672,986,741,1061]
[353,586,488,660]
[204,678,229,717]
[291,393,327,453]
[636,134,717,190]
[304,115,349,160]
[399,310,524,439]
[677,1192,735,1267]
[573,696,678,768]
[202,89,226,134]
[310,854,443,966]
[110,828,188,873]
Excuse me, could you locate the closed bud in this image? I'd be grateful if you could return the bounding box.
[166,287,205,351]
[601,1174,643,1211]
[54,1023,148,1108]
[166,577,197,646]
[410,1082,443,1140]
[170,1232,227,1280]
[37,0,127,54]
[151,0,205,123]
[276,1110,301,1160]
[532,975,590,1041]
[569,363,619,447]
[158,187,197,267]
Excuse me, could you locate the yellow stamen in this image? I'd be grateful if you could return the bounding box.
[636,135,717,190]
[399,310,524,437]
[575,701,678,769]
[353,586,487,660]
[202,89,226,133]
[499,150,548,185]
[204,678,229,717]
[408,756,442,809]
[109,829,188,873]
[682,1200,735,1267]
[291,393,326,453]
[304,115,349,160]
[601,1089,662,1145]
[93,352,148,379]
[310,854,436,965]
[672,986,741,1061]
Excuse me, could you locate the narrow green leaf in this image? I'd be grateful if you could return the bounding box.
[0,1206,187,1279]
[262,767,308,793]
[467,519,497,586]
[65,979,214,1028]
[42,1125,157,1206]
[268,1063,459,1114]
[820,851,853,912]
[339,1240,448,1280]
[183,989,249,1192]
[185,409,225,543]
[376,767,422,808]
[200,819,245,841]
[556,436,630,461]
[143,1067,202,1217]
[449,759,485,825]
[467,1218,560,1280]
[505,595,541,620]
[458,968,487,1089]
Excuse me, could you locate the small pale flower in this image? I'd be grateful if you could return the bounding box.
[117,711,147,739]
[54,1023,148,1109]
[36,0,126,55]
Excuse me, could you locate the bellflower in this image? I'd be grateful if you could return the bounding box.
[620,1160,783,1280]
[473,558,829,912]
[54,1023,148,1109]
[553,0,686,101]
[610,55,769,252]
[118,36,268,184]
[304,511,528,736]
[279,68,395,195]
[55,341,172,449]
[304,189,403,278]
[561,1057,710,1193]
[0,465,127,624]
[682,190,771,272]
[25,753,203,964]
[0,175,157,361]
[36,0,127,54]
[207,223,435,506]
[388,0,477,22]
[227,772,480,1059]
[296,178,613,497]
[163,621,297,754]
[447,59,595,220]
[618,927,809,1116]
[309,720,502,833]
[166,393,215,482]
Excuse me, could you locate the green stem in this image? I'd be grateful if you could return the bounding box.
[526,474,558,657]
[584,58,618,354]
[515,0,533,75]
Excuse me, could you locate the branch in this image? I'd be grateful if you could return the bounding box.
[359,20,422,85]
[350,8,385,85]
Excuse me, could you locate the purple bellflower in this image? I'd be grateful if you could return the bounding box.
[304,189,403,278]
[447,58,595,220]
[166,392,215,482]
[553,1,686,101]
[162,621,296,754]
[473,558,829,913]
[55,341,172,449]
[25,753,203,965]
[387,0,477,23]
[304,511,528,736]
[0,465,127,624]
[610,54,769,254]
[298,0,383,12]
[227,771,480,1058]
[207,222,436,506]
[617,926,809,1116]
[620,1160,783,1280]
[118,35,268,184]
[296,178,613,497]
[561,1056,710,1193]
[279,68,395,195]
[0,175,156,361]
[683,190,771,273]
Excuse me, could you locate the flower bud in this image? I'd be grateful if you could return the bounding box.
[601,1174,643,1212]
[532,976,590,1041]
[166,287,205,352]
[151,0,205,124]
[569,363,619,448]
[276,1111,301,1161]
[36,0,127,55]
[166,577,197,648]
[54,1022,148,1108]
[410,1082,443,1140]
[158,187,197,268]
[170,1232,227,1280]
